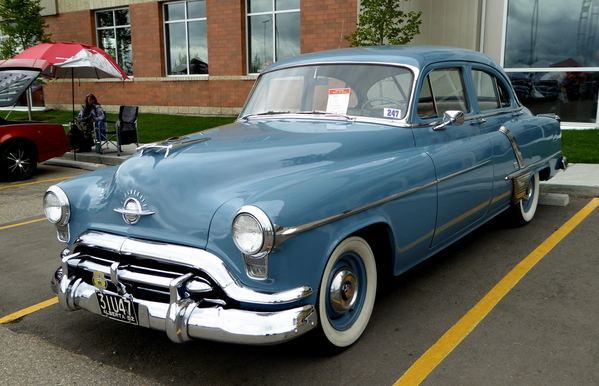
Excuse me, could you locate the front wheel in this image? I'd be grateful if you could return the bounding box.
[0,140,37,181]
[511,172,540,225]
[317,236,377,348]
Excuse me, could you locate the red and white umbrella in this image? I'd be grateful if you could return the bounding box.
[3,41,128,80]
[0,42,128,116]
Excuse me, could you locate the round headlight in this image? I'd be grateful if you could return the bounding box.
[43,186,70,225]
[232,206,274,257]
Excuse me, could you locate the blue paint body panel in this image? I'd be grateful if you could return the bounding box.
[48,46,564,345]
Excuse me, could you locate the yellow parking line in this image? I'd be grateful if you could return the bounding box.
[395,197,599,386]
[0,218,46,230]
[0,297,59,324]
[0,176,72,190]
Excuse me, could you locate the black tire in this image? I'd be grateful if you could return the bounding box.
[317,236,377,349]
[510,172,540,226]
[0,140,37,181]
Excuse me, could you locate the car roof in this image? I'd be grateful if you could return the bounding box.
[263,45,500,73]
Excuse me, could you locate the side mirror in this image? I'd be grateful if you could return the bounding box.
[434,110,465,131]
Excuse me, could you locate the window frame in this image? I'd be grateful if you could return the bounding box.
[416,67,470,120]
[246,0,300,74]
[471,69,511,112]
[163,0,209,76]
[95,7,133,76]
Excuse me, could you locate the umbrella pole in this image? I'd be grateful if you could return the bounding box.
[71,69,75,161]
[27,86,32,121]
[71,68,75,120]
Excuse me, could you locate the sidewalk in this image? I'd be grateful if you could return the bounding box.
[45,142,138,171]
[45,145,599,200]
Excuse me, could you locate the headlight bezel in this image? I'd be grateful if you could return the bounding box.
[43,186,70,226]
[231,205,274,258]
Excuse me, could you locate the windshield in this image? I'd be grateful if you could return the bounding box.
[240,64,414,120]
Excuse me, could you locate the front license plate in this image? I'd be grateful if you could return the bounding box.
[97,292,139,325]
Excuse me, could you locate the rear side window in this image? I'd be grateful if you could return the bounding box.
[472,70,510,111]
[417,68,468,119]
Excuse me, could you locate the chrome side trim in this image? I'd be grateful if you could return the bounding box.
[70,232,313,305]
[500,125,561,203]
[274,179,435,245]
[499,126,525,168]
[274,160,491,245]
[504,151,562,181]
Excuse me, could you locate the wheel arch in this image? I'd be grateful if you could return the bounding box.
[0,136,39,162]
[349,222,395,284]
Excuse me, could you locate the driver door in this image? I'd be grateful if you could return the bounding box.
[412,66,494,249]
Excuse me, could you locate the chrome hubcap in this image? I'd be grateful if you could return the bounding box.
[329,268,358,314]
[7,149,30,175]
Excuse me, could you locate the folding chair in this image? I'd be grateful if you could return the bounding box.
[97,106,139,156]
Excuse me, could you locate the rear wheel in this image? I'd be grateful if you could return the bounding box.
[0,140,37,181]
[511,172,540,225]
[317,236,377,348]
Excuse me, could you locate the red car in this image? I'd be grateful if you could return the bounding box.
[0,68,70,181]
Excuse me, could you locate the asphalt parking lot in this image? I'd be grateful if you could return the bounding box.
[1,162,599,385]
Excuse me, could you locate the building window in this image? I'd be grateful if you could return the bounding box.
[164,0,208,75]
[96,8,133,76]
[247,0,300,73]
[505,0,599,123]
[0,26,8,45]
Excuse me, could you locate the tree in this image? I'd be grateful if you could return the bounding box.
[345,0,422,47]
[0,0,52,59]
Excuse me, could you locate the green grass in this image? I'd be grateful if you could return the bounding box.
[3,109,599,163]
[562,129,599,164]
[1,109,236,143]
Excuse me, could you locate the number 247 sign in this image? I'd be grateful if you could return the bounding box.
[384,108,401,118]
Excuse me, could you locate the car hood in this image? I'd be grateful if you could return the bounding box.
[68,119,418,249]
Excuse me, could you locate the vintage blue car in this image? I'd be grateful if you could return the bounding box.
[45,46,566,349]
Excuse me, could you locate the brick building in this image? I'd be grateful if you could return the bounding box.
[40,0,358,116]
[30,0,599,126]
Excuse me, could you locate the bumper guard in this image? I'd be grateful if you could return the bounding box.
[51,231,318,345]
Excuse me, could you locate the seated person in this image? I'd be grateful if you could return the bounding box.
[77,93,105,126]
[79,93,107,141]
[70,94,106,152]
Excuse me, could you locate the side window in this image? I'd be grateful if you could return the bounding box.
[96,8,133,76]
[247,0,300,73]
[472,70,511,111]
[417,68,468,119]
[164,1,208,76]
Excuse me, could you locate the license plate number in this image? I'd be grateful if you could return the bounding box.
[97,292,138,325]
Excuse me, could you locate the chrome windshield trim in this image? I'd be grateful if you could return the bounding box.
[274,160,492,246]
[71,231,312,305]
[240,113,413,127]
[240,62,420,125]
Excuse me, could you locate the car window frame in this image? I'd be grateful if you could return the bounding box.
[467,64,516,114]
[411,63,473,124]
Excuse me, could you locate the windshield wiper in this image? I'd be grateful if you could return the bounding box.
[241,110,290,120]
[296,110,353,120]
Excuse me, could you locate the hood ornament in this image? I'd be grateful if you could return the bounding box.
[137,135,211,158]
[114,190,155,225]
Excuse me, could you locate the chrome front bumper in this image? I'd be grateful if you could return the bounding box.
[51,231,317,345]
